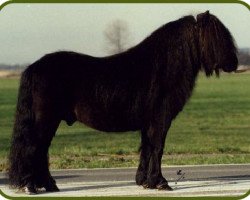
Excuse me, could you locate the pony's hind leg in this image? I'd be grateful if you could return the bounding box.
[14,113,60,194]
[21,107,61,194]
[27,109,61,193]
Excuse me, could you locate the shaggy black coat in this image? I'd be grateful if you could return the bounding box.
[8,11,238,193]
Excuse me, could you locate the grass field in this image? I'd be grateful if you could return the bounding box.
[0,73,250,171]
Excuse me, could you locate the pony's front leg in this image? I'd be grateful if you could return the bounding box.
[136,128,152,185]
[143,124,172,190]
[142,103,173,190]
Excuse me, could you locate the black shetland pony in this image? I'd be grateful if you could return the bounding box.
[9,11,238,194]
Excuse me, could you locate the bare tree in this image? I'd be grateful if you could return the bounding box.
[104,19,130,54]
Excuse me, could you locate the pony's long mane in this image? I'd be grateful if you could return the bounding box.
[197,11,238,76]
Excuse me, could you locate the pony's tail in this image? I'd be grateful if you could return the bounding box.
[8,65,36,188]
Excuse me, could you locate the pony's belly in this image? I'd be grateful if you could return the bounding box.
[77,116,140,132]
[74,106,140,132]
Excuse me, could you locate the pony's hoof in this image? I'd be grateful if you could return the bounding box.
[156,183,173,191]
[142,183,149,189]
[24,186,37,195]
[142,178,173,191]
[45,183,60,192]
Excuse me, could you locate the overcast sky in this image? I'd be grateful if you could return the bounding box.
[0,3,249,65]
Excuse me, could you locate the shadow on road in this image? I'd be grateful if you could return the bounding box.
[0,177,8,185]
[36,181,136,194]
[187,175,250,181]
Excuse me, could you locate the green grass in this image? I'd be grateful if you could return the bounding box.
[0,73,250,171]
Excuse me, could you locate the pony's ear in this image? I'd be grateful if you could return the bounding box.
[197,10,210,27]
[203,11,210,22]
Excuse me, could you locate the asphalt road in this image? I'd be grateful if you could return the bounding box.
[0,164,249,197]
